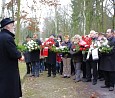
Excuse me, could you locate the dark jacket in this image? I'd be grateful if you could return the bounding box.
[0,29,22,98]
[23,51,31,63]
[99,36,115,71]
[46,39,59,65]
[30,39,42,62]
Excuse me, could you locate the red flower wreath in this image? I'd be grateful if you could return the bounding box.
[78,36,92,51]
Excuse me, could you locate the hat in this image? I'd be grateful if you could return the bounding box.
[0,18,14,28]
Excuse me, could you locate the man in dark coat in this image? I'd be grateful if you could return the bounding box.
[0,18,23,98]
[100,29,115,91]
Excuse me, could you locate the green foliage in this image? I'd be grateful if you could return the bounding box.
[17,45,27,52]
[71,0,113,35]
[99,46,113,53]
[50,46,69,53]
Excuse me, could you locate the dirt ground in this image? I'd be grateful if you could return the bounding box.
[22,72,99,98]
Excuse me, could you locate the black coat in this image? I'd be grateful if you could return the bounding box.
[99,36,115,71]
[46,50,57,65]
[30,39,42,62]
[0,29,22,98]
[23,51,31,63]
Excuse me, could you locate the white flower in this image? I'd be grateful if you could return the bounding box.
[73,49,75,51]
[56,47,59,50]
[107,45,110,47]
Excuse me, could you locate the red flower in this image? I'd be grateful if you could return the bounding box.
[78,36,92,51]
[44,38,55,47]
[80,48,83,51]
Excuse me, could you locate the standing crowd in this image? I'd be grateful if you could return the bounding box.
[23,29,115,92]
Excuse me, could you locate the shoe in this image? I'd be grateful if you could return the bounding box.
[62,76,67,78]
[35,75,39,78]
[67,76,70,78]
[82,78,87,82]
[30,74,35,77]
[101,85,109,88]
[47,75,51,77]
[92,81,97,85]
[109,87,114,91]
[53,75,56,78]
[75,80,81,83]
[73,78,75,80]
[99,78,104,81]
[84,79,91,82]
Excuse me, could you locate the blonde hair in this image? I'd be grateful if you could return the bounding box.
[64,35,69,39]
[90,30,96,34]
[73,34,81,40]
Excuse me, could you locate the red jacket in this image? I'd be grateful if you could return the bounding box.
[56,53,62,63]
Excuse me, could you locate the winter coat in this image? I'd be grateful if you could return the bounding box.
[46,39,59,65]
[0,29,22,98]
[99,36,115,71]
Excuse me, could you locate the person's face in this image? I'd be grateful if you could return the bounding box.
[64,38,69,42]
[5,23,15,34]
[95,33,98,38]
[26,37,31,42]
[33,34,38,39]
[106,29,112,38]
[90,32,95,38]
[57,37,61,42]
[74,37,80,43]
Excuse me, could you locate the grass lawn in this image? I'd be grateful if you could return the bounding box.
[19,62,26,82]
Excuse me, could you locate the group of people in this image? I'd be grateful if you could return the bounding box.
[0,17,115,98]
[24,28,115,92]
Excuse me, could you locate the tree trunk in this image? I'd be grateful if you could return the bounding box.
[16,0,21,44]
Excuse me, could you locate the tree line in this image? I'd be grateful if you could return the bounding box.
[0,0,115,44]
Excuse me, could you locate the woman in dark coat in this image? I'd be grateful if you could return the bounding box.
[70,35,83,82]
[46,34,59,77]
[0,18,22,98]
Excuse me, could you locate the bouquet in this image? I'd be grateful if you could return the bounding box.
[78,40,91,51]
[59,46,69,53]
[17,45,27,52]
[50,45,58,52]
[43,38,55,49]
[71,43,80,53]
[24,40,40,52]
[99,45,113,54]
[98,37,113,54]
